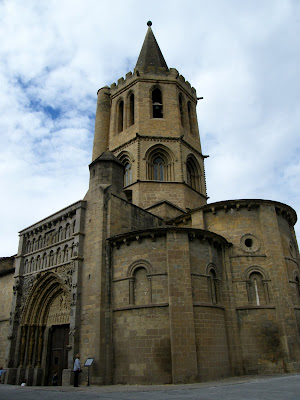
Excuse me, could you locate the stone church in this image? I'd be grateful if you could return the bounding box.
[1,22,300,386]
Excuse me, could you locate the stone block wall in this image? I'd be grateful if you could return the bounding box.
[195,200,300,373]
[194,306,231,380]
[128,181,206,211]
[0,257,14,272]
[108,194,163,238]
[0,270,14,368]
[236,308,284,374]
[110,227,231,384]
[113,308,171,384]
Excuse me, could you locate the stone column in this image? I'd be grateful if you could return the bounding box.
[92,86,111,161]
[259,204,300,371]
[166,230,198,383]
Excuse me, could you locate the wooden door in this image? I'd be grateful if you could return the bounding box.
[48,324,69,385]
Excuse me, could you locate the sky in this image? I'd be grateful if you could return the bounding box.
[0,0,299,256]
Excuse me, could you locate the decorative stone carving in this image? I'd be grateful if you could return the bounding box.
[57,263,75,291]
[47,291,71,326]
[13,278,21,295]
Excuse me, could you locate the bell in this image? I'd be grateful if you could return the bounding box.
[153,102,162,110]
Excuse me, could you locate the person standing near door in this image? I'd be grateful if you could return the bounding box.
[73,354,81,387]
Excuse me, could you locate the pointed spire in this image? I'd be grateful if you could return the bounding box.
[135,22,168,70]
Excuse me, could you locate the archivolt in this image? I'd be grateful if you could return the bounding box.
[127,259,154,277]
[21,272,69,326]
[244,265,269,280]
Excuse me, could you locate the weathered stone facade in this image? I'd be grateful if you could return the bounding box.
[0,22,299,386]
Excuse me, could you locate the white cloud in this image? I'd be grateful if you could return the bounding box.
[0,0,299,255]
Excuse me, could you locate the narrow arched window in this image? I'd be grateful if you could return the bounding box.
[56,248,62,265]
[179,93,184,127]
[118,100,124,132]
[58,227,63,242]
[42,253,47,269]
[134,267,150,305]
[66,223,71,239]
[188,102,194,134]
[154,157,164,181]
[129,93,134,126]
[186,156,201,191]
[49,251,54,267]
[24,259,29,274]
[209,269,219,304]
[36,255,41,270]
[37,236,42,250]
[152,88,163,118]
[27,240,31,253]
[249,272,266,305]
[124,162,132,186]
[30,257,35,273]
[64,245,69,262]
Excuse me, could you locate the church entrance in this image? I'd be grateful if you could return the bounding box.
[47,324,69,386]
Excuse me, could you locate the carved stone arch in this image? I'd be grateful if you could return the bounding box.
[26,239,31,253]
[206,263,220,304]
[36,255,41,271]
[30,257,35,273]
[127,260,154,306]
[118,150,134,164]
[65,223,71,239]
[145,144,175,181]
[127,259,154,277]
[21,272,69,326]
[56,247,62,265]
[244,265,270,305]
[18,272,71,371]
[42,252,47,269]
[37,235,43,250]
[23,259,29,274]
[118,151,134,186]
[244,265,269,280]
[186,153,202,192]
[205,262,219,277]
[63,244,69,262]
[294,270,300,281]
[58,226,63,242]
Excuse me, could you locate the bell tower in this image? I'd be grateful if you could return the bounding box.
[92,22,207,214]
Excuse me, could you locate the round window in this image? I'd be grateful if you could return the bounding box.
[240,234,260,253]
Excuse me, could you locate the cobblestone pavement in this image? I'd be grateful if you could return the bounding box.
[0,374,300,400]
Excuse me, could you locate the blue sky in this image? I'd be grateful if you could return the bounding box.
[0,0,299,255]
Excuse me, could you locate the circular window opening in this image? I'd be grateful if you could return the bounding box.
[245,238,253,248]
[240,234,260,253]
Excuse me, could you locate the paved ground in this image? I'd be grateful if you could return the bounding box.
[1,374,300,400]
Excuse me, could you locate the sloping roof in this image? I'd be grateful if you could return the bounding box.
[135,22,168,70]
[89,150,124,168]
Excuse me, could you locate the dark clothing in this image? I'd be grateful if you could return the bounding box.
[73,356,81,387]
[74,370,80,387]
[52,374,58,386]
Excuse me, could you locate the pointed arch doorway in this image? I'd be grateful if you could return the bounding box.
[19,271,72,386]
